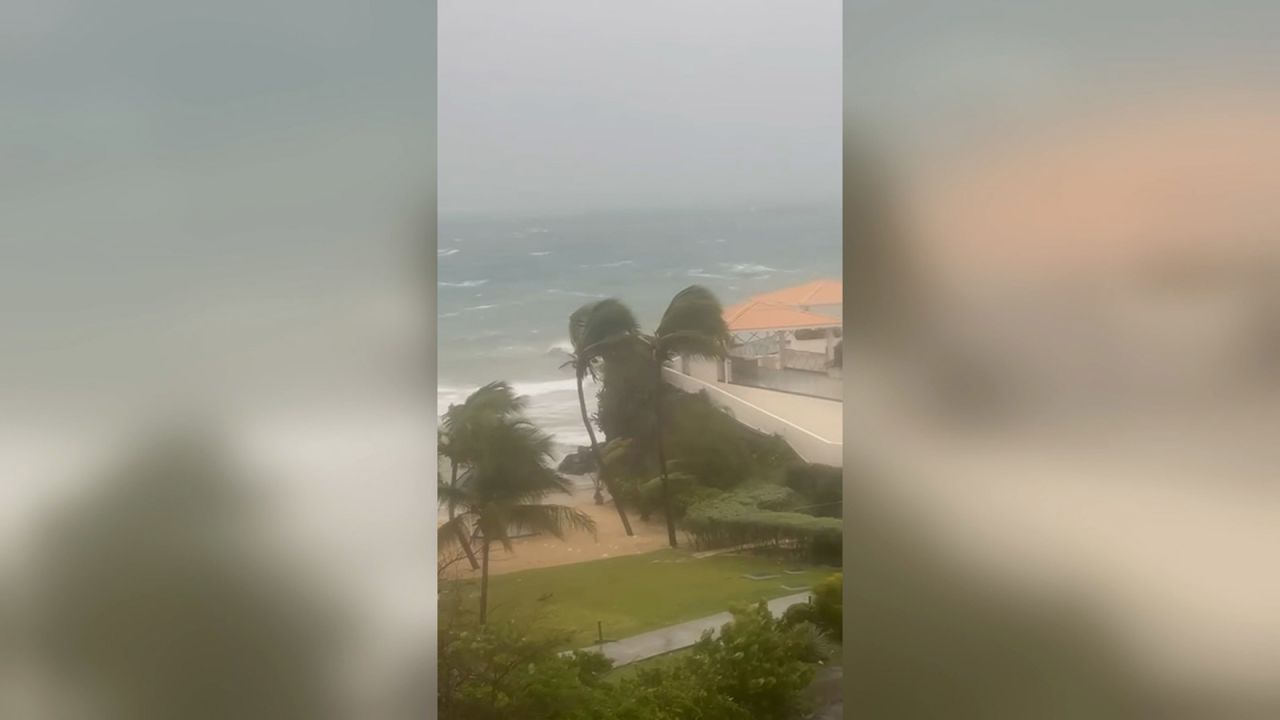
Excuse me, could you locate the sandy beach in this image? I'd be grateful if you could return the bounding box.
[441,474,672,578]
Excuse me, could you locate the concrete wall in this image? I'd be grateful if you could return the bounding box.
[731,360,842,401]
[663,367,842,467]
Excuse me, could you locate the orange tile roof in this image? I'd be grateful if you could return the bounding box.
[723,299,841,332]
[748,278,842,307]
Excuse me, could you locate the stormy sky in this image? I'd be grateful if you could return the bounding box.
[438,0,842,216]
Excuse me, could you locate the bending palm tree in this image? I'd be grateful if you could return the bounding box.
[437,411,596,623]
[438,382,528,571]
[647,285,730,548]
[567,299,638,536]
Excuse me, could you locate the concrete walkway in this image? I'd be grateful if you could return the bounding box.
[576,592,812,667]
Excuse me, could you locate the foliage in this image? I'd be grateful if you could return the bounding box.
[437,611,616,720]
[662,391,752,489]
[617,601,827,720]
[684,485,842,562]
[782,572,843,642]
[636,471,706,519]
[784,462,843,517]
[568,299,641,530]
[438,385,596,622]
[596,335,658,454]
[438,594,827,720]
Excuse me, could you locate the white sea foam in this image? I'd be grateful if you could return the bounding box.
[440,279,489,288]
[597,260,633,267]
[688,269,729,279]
[721,262,784,276]
[438,248,460,257]
[463,304,497,312]
[530,251,552,256]
[546,339,575,355]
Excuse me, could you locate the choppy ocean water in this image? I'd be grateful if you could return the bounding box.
[437,204,840,458]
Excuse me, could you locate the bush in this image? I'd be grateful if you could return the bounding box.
[636,473,723,520]
[782,572,842,642]
[437,598,827,719]
[612,602,827,720]
[683,485,842,563]
[438,615,615,720]
[784,463,843,517]
[663,391,752,489]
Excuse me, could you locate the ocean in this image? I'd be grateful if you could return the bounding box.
[437,203,841,459]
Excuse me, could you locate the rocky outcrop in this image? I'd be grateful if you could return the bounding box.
[556,446,597,475]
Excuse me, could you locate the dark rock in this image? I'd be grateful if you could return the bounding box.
[557,446,597,475]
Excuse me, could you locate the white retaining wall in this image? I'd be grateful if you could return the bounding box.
[663,367,843,467]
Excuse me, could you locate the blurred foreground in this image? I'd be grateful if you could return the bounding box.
[843,36,1280,718]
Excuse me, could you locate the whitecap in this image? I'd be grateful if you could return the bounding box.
[720,262,781,276]
[463,304,497,312]
[546,339,575,355]
[438,248,460,257]
[530,251,552,256]
[597,260,633,267]
[688,269,729,279]
[440,279,489,288]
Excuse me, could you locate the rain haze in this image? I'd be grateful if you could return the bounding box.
[439,0,842,216]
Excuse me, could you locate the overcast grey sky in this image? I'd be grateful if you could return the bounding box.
[438,0,842,217]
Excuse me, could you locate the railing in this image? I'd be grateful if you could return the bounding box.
[730,357,842,401]
[733,336,782,359]
[663,367,842,467]
[781,348,829,372]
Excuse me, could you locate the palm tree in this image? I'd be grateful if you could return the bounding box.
[647,286,730,547]
[567,299,638,536]
[438,382,528,571]
[437,402,596,624]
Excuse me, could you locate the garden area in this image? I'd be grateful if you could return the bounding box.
[445,547,830,649]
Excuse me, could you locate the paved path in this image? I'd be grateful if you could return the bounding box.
[576,592,812,667]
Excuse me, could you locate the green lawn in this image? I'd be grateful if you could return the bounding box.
[451,549,829,649]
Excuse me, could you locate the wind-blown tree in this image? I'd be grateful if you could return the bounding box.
[646,285,730,547]
[566,299,638,536]
[437,410,596,624]
[438,382,528,571]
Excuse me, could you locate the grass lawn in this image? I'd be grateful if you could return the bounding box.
[450,548,832,650]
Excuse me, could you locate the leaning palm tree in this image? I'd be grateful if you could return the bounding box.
[646,286,730,547]
[566,299,639,536]
[438,382,528,570]
[437,410,595,624]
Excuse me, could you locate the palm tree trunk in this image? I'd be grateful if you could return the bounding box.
[653,361,678,548]
[578,369,634,536]
[449,460,480,570]
[479,536,490,625]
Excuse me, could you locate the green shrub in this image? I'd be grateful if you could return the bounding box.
[438,617,615,720]
[636,472,723,520]
[782,572,842,642]
[611,601,827,720]
[683,485,842,562]
[438,598,827,719]
[784,462,842,517]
